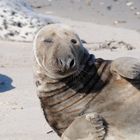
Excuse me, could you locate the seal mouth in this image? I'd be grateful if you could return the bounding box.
[43,66,78,79]
[51,65,84,79]
[56,68,78,77]
[60,64,84,78]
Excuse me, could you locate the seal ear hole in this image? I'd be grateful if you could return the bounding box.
[71,39,77,44]
[43,38,53,44]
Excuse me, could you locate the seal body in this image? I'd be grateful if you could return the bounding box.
[35,56,112,136]
[33,24,140,139]
[36,57,140,139]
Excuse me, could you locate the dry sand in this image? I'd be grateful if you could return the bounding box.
[28,0,140,31]
[0,0,140,140]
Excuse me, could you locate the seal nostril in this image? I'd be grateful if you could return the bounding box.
[44,38,53,43]
[71,39,77,44]
[70,59,75,68]
[59,59,64,67]
[57,58,63,67]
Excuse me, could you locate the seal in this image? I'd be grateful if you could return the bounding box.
[0,0,58,42]
[33,24,140,139]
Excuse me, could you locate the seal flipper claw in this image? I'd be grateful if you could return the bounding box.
[85,113,106,140]
[61,112,106,140]
[110,57,140,80]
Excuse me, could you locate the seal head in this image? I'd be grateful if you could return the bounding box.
[33,24,87,79]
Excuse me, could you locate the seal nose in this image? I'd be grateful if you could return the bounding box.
[57,58,75,70]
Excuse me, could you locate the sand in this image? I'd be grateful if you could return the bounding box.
[0,0,140,140]
[28,0,140,31]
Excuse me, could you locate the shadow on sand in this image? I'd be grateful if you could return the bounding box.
[0,74,15,93]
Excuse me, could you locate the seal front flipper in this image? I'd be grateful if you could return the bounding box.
[61,112,106,140]
[110,57,140,80]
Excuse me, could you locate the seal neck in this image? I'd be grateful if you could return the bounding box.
[36,53,111,98]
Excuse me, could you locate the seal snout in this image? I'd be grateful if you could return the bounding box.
[57,57,76,71]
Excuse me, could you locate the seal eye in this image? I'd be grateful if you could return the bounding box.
[44,38,53,43]
[71,39,77,44]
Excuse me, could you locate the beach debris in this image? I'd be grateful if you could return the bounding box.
[0,101,23,110]
[113,20,127,25]
[85,40,135,51]
[12,106,24,110]
[32,5,42,9]
[99,40,135,51]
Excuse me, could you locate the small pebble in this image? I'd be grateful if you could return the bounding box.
[47,130,53,134]
[135,12,140,15]
[126,2,133,7]
[114,20,119,25]
[130,6,136,10]
[20,107,24,110]
[107,5,112,10]
[36,6,42,9]
[113,20,126,25]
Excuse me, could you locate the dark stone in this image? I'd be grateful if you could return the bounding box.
[107,5,112,10]
[3,20,8,29]
[17,22,22,27]
[11,11,16,15]
[8,32,15,36]
[0,15,4,18]
[3,10,7,13]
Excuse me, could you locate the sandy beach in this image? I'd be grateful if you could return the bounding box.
[0,0,140,140]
